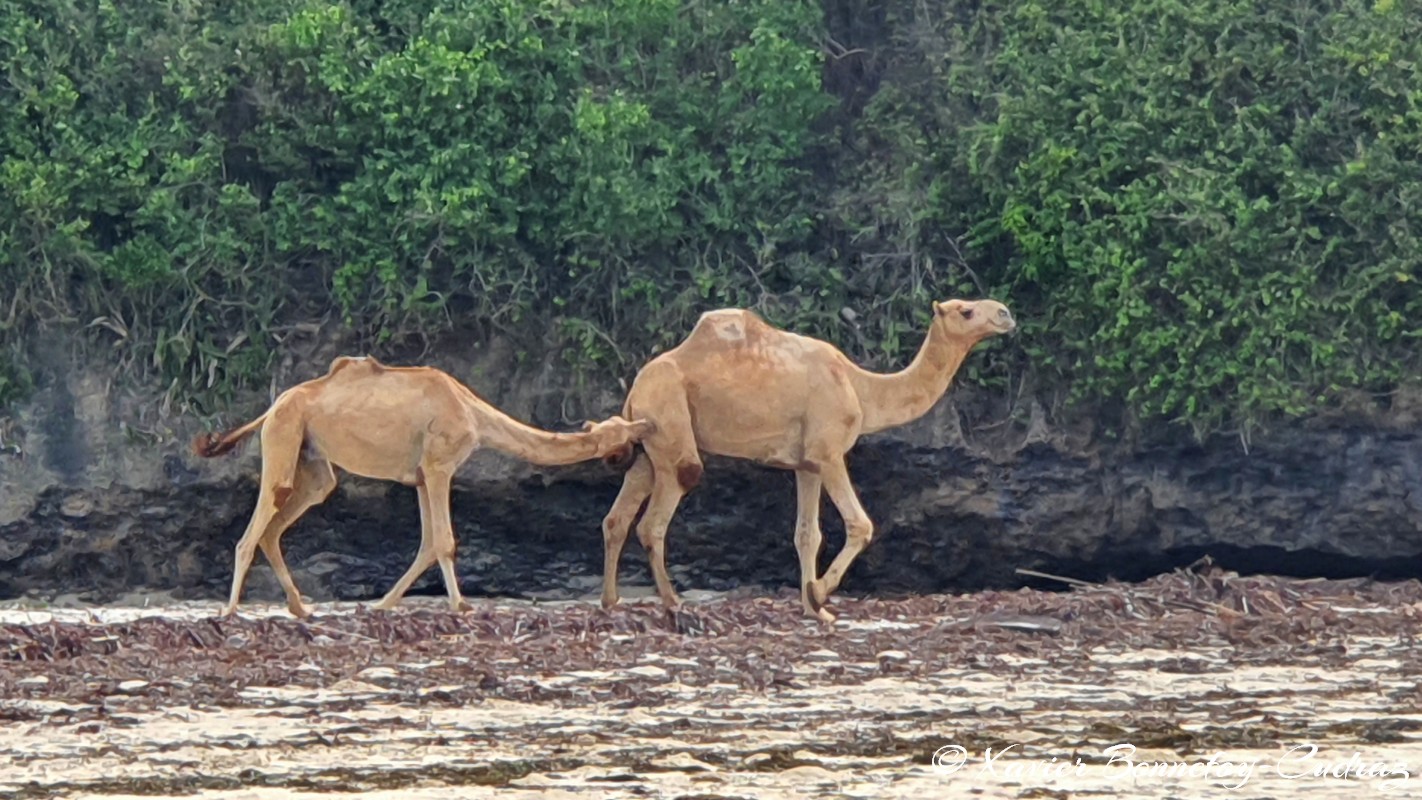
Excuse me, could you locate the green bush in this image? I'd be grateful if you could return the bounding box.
[0,0,1418,437]
[829,0,1422,435]
[0,0,831,409]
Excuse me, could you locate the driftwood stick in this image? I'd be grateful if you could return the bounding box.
[1015,568,1095,588]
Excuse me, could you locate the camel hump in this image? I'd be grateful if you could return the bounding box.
[689,308,772,346]
[327,355,385,377]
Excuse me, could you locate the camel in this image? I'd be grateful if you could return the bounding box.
[598,298,1016,622]
[191,355,655,618]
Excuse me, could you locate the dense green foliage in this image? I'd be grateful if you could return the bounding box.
[0,0,1418,435]
[0,0,832,411]
[832,0,1422,432]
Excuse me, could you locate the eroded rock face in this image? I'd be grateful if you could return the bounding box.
[2,339,1421,605]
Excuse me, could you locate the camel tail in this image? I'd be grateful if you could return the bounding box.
[600,395,639,468]
[191,414,267,458]
[603,442,640,470]
[602,396,641,470]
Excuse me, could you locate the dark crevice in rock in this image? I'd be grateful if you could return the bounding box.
[1011,545,1422,594]
[35,366,87,484]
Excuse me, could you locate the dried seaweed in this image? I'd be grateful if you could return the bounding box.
[2,565,1420,715]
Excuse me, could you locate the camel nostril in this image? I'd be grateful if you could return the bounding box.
[998,308,1011,319]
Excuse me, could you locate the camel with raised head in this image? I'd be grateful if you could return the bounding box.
[599,299,1016,622]
[192,356,655,618]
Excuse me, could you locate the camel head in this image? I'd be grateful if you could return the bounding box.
[932,298,1016,341]
[580,415,657,458]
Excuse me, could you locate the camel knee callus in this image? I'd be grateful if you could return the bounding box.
[598,298,1016,621]
[192,356,655,618]
[675,462,703,491]
[272,485,294,511]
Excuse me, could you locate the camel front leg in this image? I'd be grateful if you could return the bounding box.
[374,477,438,611]
[792,469,831,622]
[808,458,875,621]
[420,467,472,612]
[601,454,653,608]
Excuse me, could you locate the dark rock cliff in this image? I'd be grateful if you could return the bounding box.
[2,331,1420,607]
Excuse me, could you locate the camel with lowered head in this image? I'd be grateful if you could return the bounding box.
[600,298,1016,622]
[192,355,655,618]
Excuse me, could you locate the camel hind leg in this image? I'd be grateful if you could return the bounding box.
[257,457,337,618]
[634,461,696,610]
[601,453,653,608]
[619,360,701,610]
[635,442,702,610]
[222,403,305,616]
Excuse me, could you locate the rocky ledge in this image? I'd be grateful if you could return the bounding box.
[1,339,1420,606]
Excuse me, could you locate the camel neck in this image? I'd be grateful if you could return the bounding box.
[847,322,974,435]
[457,389,601,466]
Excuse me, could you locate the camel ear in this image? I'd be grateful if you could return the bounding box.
[935,300,969,318]
[581,420,597,432]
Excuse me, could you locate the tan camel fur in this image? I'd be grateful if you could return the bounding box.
[599,299,1016,622]
[192,355,655,618]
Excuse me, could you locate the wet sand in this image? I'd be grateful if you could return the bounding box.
[4,567,1422,798]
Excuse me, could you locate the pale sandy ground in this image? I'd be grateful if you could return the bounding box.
[3,595,1422,799]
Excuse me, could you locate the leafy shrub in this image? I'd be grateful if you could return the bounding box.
[828,0,1422,436]
[0,0,1418,438]
[0,0,831,406]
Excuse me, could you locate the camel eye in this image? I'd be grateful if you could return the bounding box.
[959,307,974,320]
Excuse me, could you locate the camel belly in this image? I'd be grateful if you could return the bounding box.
[686,391,806,466]
[303,408,426,484]
[699,434,805,467]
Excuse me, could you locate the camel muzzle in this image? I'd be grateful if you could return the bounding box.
[997,308,1017,334]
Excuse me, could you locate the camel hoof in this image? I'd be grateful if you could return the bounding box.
[600,595,621,610]
[802,582,821,614]
[370,599,398,612]
[289,603,315,619]
[801,585,835,623]
[452,599,473,613]
[804,581,829,614]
